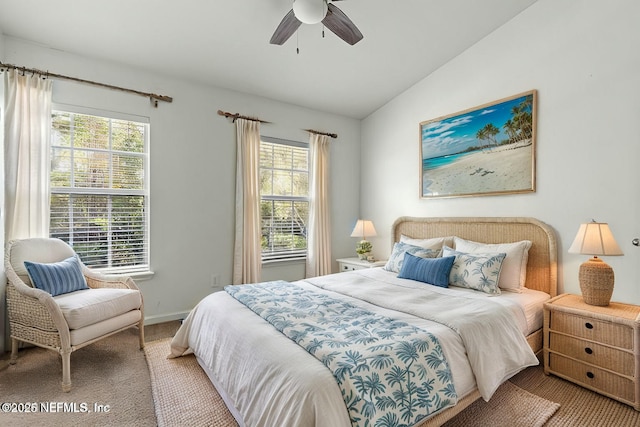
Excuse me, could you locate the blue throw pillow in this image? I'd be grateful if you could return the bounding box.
[397,252,456,288]
[24,255,89,296]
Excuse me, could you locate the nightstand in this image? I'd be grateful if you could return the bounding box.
[337,257,386,272]
[543,293,640,410]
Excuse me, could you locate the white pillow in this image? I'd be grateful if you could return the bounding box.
[400,235,454,251]
[442,246,505,295]
[453,237,532,293]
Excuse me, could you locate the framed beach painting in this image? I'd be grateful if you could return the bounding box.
[420,90,537,199]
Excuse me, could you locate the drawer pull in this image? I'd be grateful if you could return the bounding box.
[584,347,593,355]
[585,322,594,329]
[586,371,595,379]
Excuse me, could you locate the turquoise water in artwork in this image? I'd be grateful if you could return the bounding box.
[423,151,475,171]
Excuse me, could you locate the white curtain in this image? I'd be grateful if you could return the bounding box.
[3,69,53,241]
[305,133,332,278]
[232,118,262,284]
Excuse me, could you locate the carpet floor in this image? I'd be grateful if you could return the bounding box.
[0,327,155,426]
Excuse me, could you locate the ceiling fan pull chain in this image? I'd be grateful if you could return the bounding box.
[296,31,300,54]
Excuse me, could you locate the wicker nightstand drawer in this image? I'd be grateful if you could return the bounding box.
[543,294,640,411]
[548,332,634,376]
[550,311,633,349]
[548,353,635,403]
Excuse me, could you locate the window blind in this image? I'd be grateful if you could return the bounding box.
[50,109,150,274]
[260,137,309,261]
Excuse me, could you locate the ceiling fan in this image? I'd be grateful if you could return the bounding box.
[270,0,364,46]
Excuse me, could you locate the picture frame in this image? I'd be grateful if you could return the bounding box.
[420,90,537,199]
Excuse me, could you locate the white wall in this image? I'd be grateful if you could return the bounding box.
[1,37,362,324]
[361,0,640,304]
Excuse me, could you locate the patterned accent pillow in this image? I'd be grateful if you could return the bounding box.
[24,255,89,297]
[442,246,506,295]
[398,252,456,288]
[383,242,440,273]
[453,237,532,293]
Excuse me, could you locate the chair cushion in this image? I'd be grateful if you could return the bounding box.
[69,310,142,346]
[24,256,89,296]
[54,288,143,330]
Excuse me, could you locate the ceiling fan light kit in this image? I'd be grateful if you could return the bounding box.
[293,0,328,24]
[270,0,363,47]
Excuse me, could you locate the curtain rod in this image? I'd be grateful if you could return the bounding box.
[0,62,173,108]
[304,128,338,139]
[217,110,337,139]
[217,110,271,124]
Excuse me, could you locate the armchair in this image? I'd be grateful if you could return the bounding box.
[5,238,145,392]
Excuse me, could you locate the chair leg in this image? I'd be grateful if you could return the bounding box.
[9,338,19,365]
[138,319,145,349]
[61,351,72,392]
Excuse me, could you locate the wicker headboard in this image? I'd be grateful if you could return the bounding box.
[391,217,558,297]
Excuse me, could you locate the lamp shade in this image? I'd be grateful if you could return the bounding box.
[568,222,623,256]
[293,0,328,24]
[350,220,377,240]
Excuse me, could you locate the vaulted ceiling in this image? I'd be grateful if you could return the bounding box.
[0,0,538,119]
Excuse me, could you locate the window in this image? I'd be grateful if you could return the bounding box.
[260,137,309,261]
[49,108,150,275]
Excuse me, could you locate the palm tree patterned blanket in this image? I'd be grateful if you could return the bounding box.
[226,281,457,426]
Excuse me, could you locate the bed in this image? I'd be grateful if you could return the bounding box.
[170,216,558,426]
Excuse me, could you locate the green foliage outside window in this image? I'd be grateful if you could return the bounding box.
[50,111,148,271]
[260,140,309,259]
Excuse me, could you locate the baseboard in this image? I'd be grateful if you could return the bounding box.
[144,311,190,326]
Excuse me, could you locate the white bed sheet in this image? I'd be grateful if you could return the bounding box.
[171,268,542,427]
[494,287,551,335]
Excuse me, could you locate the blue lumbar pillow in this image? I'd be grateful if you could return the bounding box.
[397,252,456,288]
[24,255,89,296]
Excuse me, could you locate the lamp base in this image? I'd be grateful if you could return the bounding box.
[578,257,614,306]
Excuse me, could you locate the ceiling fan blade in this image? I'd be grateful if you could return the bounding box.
[270,9,302,45]
[322,3,363,45]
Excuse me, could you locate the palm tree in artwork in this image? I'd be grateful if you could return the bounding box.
[483,123,500,146]
[511,96,533,141]
[476,127,487,147]
[476,123,500,147]
[503,119,518,142]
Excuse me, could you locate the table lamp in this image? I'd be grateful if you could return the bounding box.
[568,221,623,306]
[350,220,377,260]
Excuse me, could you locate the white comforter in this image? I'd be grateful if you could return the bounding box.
[170,268,538,427]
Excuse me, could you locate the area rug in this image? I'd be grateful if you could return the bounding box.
[443,380,560,426]
[145,338,560,427]
[145,338,237,427]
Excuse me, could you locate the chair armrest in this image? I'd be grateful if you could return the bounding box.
[6,282,70,335]
[82,265,140,291]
